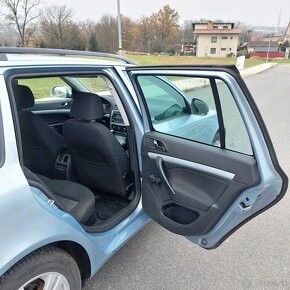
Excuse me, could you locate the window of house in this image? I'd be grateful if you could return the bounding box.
[229,48,232,51]
[211,37,217,43]
[222,36,228,40]
[213,25,218,29]
[136,74,252,155]
[210,48,216,54]
[221,48,226,51]
[223,26,228,29]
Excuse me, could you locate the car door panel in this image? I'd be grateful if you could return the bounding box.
[34,110,70,134]
[28,99,72,134]
[142,131,257,235]
[128,66,287,248]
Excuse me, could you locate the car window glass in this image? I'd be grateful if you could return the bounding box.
[216,80,253,155]
[137,75,220,147]
[76,76,111,96]
[137,75,253,155]
[18,77,71,101]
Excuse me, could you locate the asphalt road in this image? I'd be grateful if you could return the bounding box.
[86,64,290,290]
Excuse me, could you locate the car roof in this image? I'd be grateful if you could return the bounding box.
[0,53,134,68]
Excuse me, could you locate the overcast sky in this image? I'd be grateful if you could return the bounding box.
[44,0,290,27]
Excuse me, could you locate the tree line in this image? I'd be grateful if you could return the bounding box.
[0,0,190,53]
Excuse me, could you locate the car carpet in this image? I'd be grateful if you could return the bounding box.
[94,193,131,221]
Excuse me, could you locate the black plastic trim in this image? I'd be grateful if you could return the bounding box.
[210,78,225,149]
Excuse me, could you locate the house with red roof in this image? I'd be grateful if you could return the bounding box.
[192,21,241,57]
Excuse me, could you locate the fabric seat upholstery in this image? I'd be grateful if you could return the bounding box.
[23,167,95,225]
[45,179,96,224]
[63,92,132,197]
[13,83,64,177]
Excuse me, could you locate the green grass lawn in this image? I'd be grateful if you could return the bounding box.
[126,54,268,68]
[17,55,290,99]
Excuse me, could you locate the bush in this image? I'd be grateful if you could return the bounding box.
[150,39,168,54]
[226,52,235,58]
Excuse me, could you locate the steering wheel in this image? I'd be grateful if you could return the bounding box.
[163,104,182,119]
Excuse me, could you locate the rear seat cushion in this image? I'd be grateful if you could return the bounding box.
[46,179,95,224]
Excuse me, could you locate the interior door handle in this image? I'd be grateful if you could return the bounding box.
[153,139,167,152]
[58,102,68,108]
[156,156,175,195]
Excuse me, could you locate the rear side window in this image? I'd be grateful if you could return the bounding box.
[138,76,189,122]
[75,76,111,95]
[18,77,71,101]
[136,74,252,155]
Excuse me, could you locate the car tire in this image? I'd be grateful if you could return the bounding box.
[0,245,81,290]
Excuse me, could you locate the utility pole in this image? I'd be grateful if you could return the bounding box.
[266,35,272,63]
[117,0,122,54]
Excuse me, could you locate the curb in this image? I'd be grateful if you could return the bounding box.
[240,63,278,78]
[172,63,278,91]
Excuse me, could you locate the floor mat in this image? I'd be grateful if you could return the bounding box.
[95,194,131,221]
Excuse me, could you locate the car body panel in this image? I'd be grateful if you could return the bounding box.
[0,54,287,281]
[0,69,150,278]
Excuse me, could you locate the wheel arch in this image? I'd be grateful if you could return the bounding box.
[51,240,91,282]
[1,238,94,284]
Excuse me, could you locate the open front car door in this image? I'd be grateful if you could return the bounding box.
[127,66,288,249]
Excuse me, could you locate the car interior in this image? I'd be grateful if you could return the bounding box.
[12,74,138,229]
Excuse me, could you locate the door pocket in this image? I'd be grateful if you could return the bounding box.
[162,204,199,225]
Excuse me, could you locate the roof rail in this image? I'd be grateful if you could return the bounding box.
[0,47,138,65]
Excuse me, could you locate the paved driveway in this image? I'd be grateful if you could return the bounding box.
[86,64,290,290]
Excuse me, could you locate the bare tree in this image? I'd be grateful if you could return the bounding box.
[121,16,138,51]
[137,16,154,52]
[181,20,194,43]
[95,15,118,53]
[151,5,180,43]
[1,0,41,46]
[41,5,73,48]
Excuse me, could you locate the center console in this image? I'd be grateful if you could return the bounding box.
[110,110,127,146]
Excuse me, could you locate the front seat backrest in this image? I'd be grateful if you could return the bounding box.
[63,92,131,197]
[13,83,64,178]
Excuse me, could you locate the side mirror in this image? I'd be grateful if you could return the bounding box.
[191,98,209,115]
[50,86,71,98]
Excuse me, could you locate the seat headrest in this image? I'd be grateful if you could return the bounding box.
[13,83,35,110]
[70,92,104,121]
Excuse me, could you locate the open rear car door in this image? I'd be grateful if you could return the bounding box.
[127,66,288,249]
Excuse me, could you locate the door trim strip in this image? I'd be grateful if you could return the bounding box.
[148,152,235,180]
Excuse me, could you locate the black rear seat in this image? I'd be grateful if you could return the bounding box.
[23,167,96,225]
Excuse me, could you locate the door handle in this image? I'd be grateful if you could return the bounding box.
[58,102,68,108]
[156,156,175,195]
[153,139,167,152]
